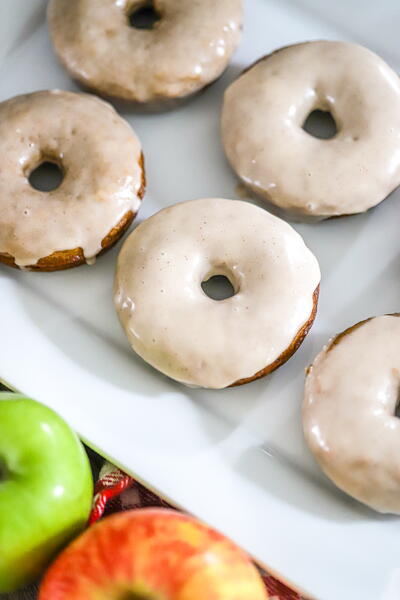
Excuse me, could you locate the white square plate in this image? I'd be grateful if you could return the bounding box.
[1,2,400,599]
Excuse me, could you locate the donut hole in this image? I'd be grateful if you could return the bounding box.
[302,109,337,140]
[128,1,161,29]
[201,275,235,301]
[29,161,64,192]
[395,397,400,418]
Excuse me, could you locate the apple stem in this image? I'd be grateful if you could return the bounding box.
[0,459,8,482]
[118,592,157,600]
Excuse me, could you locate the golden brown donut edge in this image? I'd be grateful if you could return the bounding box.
[0,153,146,272]
[231,285,320,387]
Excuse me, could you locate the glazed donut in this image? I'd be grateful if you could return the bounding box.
[221,41,400,219]
[114,198,320,389]
[48,0,243,105]
[0,90,145,271]
[303,314,400,513]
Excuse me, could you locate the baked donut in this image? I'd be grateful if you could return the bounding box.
[221,41,400,219]
[48,0,243,105]
[0,90,145,271]
[114,198,320,388]
[303,314,400,513]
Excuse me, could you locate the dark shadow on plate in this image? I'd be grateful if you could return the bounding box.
[234,443,393,523]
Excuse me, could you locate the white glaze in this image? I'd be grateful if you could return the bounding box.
[222,41,400,219]
[114,198,320,389]
[0,90,143,267]
[48,0,243,104]
[304,315,400,513]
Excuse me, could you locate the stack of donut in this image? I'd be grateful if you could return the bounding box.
[1,0,400,513]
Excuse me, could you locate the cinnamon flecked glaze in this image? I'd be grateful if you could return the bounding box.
[114,198,321,389]
[303,315,400,513]
[48,0,243,104]
[221,41,400,219]
[0,90,145,270]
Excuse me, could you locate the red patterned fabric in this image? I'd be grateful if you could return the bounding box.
[89,462,134,525]
[90,462,305,600]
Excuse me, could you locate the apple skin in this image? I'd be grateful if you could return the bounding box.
[0,392,93,592]
[39,507,268,600]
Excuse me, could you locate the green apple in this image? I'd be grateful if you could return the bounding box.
[0,392,93,592]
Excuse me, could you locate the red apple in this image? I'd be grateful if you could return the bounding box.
[39,508,268,600]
